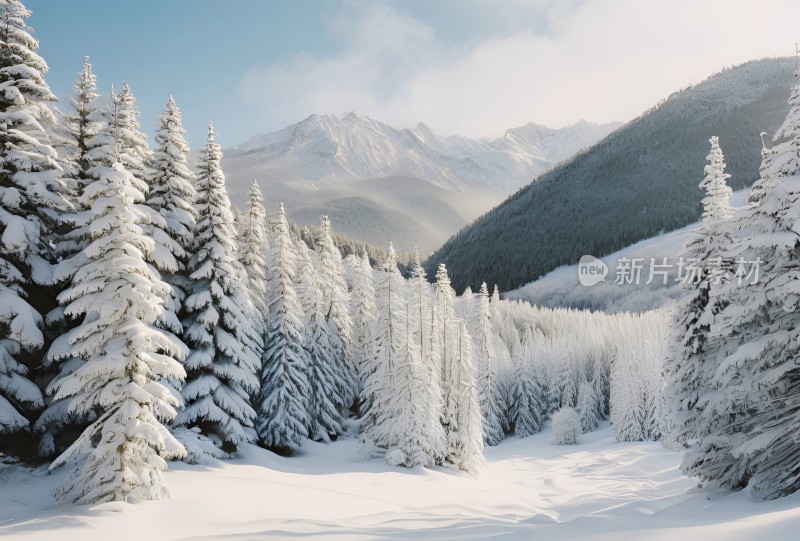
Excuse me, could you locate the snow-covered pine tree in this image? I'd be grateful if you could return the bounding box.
[576,380,600,434]
[147,96,197,325]
[442,319,485,474]
[239,180,268,324]
[349,251,377,414]
[610,347,645,442]
[295,233,346,442]
[474,282,503,445]
[684,71,800,499]
[0,0,67,452]
[315,215,356,412]
[551,407,581,445]
[664,136,733,446]
[511,328,545,437]
[361,243,406,455]
[47,142,187,504]
[388,304,443,468]
[407,250,446,460]
[114,82,152,182]
[255,203,308,454]
[433,264,457,423]
[52,56,102,241]
[178,122,259,455]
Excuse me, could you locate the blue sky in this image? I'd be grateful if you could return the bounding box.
[26,0,800,148]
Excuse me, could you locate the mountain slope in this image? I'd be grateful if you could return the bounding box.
[218,114,620,252]
[426,57,796,292]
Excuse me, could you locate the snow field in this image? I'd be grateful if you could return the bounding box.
[3,424,799,540]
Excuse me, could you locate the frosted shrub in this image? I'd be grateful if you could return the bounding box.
[551,407,582,445]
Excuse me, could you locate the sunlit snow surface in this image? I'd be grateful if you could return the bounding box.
[3,424,799,540]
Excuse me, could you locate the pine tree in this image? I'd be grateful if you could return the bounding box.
[178,122,259,454]
[295,235,346,441]
[433,264,457,423]
[147,96,197,324]
[511,328,545,437]
[114,82,152,182]
[239,180,268,323]
[47,142,187,504]
[361,244,406,455]
[577,380,600,434]
[663,137,734,449]
[684,71,800,499]
[407,250,446,460]
[0,0,67,450]
[475,282,503,445]
[349,251,377,413]
[255,203,308,454]
[315,215,356,411]
[442,319,485,474]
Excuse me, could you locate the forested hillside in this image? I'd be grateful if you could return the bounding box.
[426,58,796,292]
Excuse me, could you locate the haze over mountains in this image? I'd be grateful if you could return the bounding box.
[426,57,797,293]
[220,113,620,252]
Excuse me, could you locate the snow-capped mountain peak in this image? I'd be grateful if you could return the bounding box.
[227,112,621,193]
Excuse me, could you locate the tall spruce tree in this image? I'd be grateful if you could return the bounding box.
[295,234,346,441]
[147,96,197,323]
[178,122,259,454]
[684,71,800,499]
[47,136,187,504]
[239,180,268,322]
[350,251,377,413]
[315,215,356,411]
[0,0,67,451]
[475,282,503,445]
[443,319,485,474]
[255,203,308,454]
[361,244,405,455]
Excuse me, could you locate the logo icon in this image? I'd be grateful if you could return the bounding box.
[578,255,608,287]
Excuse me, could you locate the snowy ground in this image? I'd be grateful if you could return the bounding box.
[3,423,799,540]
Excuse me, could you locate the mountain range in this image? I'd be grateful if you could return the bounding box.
[220,114,620,252]
[425,57,797,293]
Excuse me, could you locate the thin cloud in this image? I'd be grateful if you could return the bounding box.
[237,0,800,138]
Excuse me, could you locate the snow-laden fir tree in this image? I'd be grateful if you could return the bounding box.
[683,71,800,500]
[407,250,446,459]
[511,328,545,437]
[0,0,67,449]
[664,136,733,447]
[47,141,187,504]
[295,234,346,441]
[610,316,664,442]
[442,319,485,474]
[239,180,268,324]
[113,82,152,181]
[177,122,259,455]
[433,264,457,423]
[387,304,444,468]
[147,96,197,324]
[255,203,308,454]
[349,251,377,414]
[474,282,503,445]
[53,55,101,190]
[361,244,406,455]
[576,380,600,434]
[314,215,356,411]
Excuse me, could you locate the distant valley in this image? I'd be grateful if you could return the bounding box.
[218,113,620,253]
